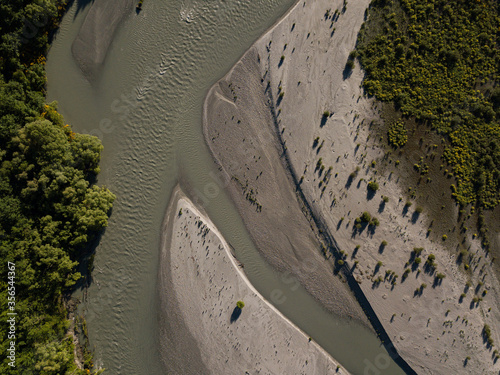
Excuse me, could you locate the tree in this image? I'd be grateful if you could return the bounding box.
[361,211,371,222]
[368,180,379,191]
[0,2,115,372]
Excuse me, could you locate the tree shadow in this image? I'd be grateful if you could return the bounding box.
[475,283,483,294]
[371,279,382,289]
[378,243,386,254]
[337,218,344,230]
[402,205,410,216]
[423,262,436,276]
[378,200,386,213]
[320,115,328,127]
[72,221,110,291]
[230,306,242,323]
[366,188,376,201]
[343,62,353,80]
[463,357,469,367]
[411,262,420,272]
[413,288,424,297]
[432,277,443,288]
[367,224,376,237]
[411,211,420,224]
[277,94,283,106]
[345,174,354,189]
[351,223,367,238]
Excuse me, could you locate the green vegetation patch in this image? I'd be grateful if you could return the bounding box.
[387,119,407,147]
[357,0,500,209]
[0,1,114,373]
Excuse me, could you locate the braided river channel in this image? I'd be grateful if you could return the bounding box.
[46,0,406,374]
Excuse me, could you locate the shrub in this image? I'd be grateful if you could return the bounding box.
[483,324,494,346]
[413,247,424,256]
[368,180,379,191]
[357,0,500,210]
[387,120,407,147]
[360,211,372,222]
[382,195,389,203]
[236,301,245,309]
[381,240,388,246]
[459,248,468,259]
[415,206,423,214]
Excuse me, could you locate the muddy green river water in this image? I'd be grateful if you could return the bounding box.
[46,1,405,374]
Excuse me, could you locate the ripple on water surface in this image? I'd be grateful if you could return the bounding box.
[46,0,405,374]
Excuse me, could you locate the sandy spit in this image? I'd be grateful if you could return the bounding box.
[71,0,135,81]
[203,0,500,374]
[202,1,369,328]
[158,185,349,375]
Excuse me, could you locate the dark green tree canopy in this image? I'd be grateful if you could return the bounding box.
[0,1,114,373]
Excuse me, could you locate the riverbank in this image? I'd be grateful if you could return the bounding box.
[203,0,500,374]
[158,186,349,374]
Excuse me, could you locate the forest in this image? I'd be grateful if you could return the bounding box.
[356,0,500,211]
[0,1,114,373]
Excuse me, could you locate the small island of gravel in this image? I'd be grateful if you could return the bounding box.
[158,186,349,375]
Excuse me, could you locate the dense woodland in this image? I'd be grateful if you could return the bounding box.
[357,0,500,212]
[0,1,114,373]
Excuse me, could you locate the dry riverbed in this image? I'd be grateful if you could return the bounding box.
[203,0,500,373]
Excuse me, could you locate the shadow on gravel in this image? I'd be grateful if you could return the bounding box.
[230,307,242,323]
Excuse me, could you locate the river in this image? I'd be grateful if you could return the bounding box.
[46,0,405,374]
